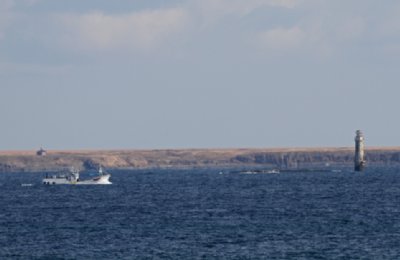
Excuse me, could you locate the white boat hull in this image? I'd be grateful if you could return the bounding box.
[43,174,112,185]
[76,174,112,185]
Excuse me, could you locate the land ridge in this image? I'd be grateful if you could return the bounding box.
[2,147,400,172]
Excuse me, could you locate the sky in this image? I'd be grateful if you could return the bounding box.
[1,0,400,150]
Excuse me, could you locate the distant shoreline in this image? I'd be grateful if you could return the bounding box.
[1,147,400,173]
[3,146,400,153]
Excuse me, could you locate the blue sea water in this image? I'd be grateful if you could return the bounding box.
[1,168,400,259]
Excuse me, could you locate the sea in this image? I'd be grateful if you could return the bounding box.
[1,167,400,259]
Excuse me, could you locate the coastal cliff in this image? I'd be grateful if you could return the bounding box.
[1,147,400,172]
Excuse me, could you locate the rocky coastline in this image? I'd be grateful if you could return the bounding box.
[1,147,400,173]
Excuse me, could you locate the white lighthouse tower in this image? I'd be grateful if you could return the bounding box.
[354,130,365,171]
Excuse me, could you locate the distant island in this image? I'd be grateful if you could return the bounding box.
[1,147,400,172]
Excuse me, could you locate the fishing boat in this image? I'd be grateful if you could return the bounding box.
[43,166,112,185]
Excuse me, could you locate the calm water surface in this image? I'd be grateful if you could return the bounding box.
[1,168,400,259]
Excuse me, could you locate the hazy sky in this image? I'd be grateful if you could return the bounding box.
[1,0,400,150]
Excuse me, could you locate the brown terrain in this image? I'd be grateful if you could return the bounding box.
[1,147,400,172]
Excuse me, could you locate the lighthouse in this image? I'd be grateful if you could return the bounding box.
[354,130,365,171]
